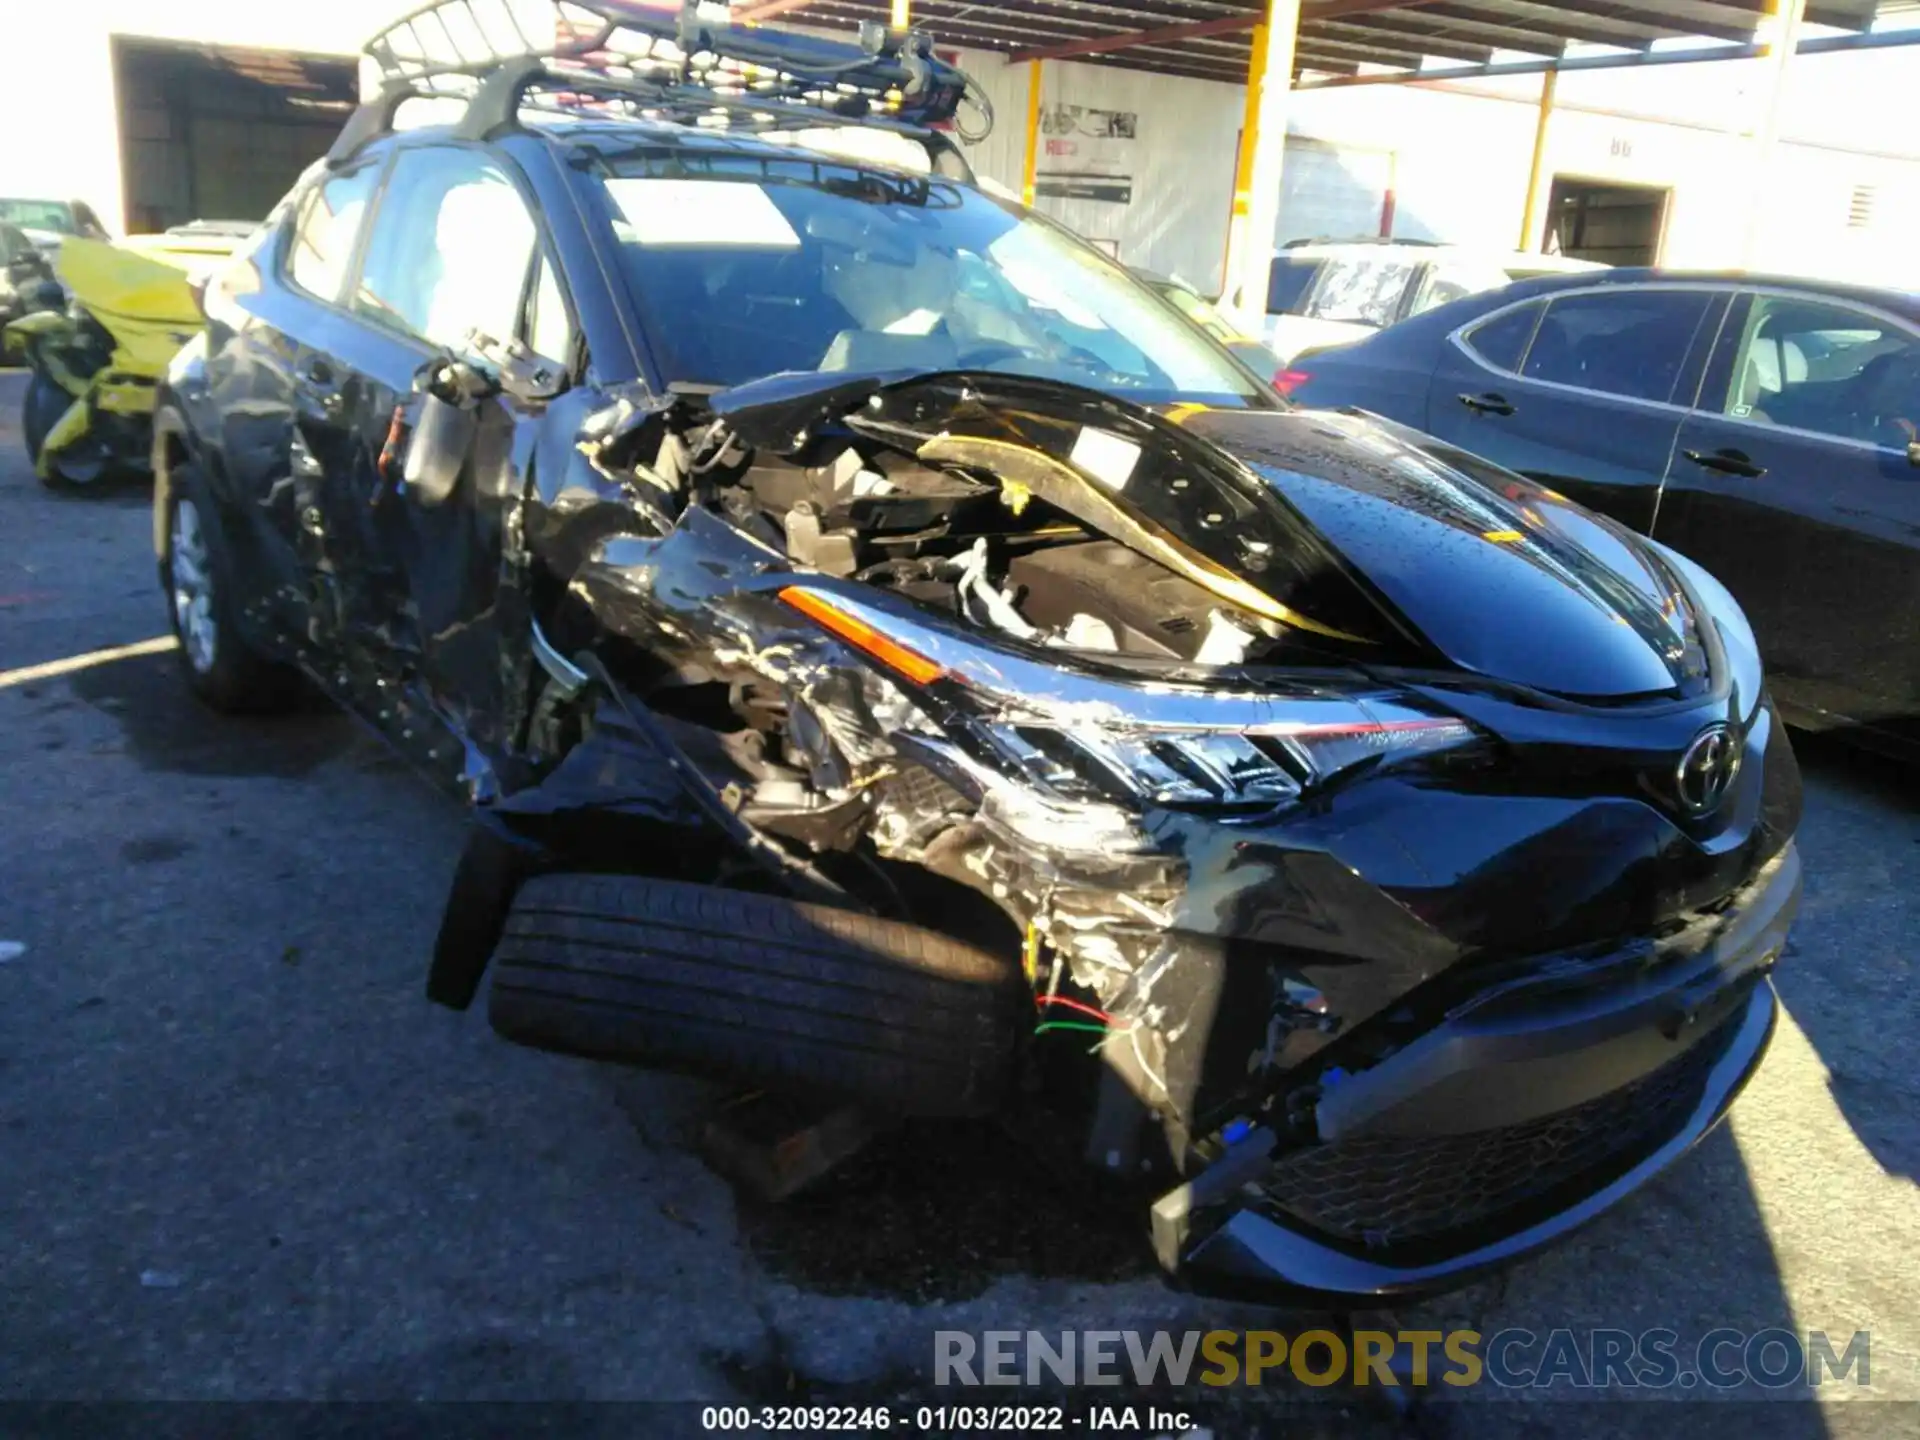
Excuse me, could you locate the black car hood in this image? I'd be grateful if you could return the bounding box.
[711,370,1715,701]
[1179,405,1714,699]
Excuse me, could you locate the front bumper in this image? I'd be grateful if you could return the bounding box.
[1159,842,1798,1304]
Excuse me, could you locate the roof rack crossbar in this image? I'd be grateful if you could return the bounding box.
[439,58,976,182]
[327,0,983,170]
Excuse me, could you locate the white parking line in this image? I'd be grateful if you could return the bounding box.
[0,634,178,689]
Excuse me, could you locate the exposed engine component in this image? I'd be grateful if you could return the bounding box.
[1005,541,1222,658]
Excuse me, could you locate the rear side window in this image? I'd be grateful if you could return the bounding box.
[1463,301,1541,372]
[354,147,539,352]
[1267,257,1321,316]
[1522,289,1712,404]
[287,163,380,303]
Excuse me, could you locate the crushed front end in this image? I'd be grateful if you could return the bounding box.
[468,369,1801,1303]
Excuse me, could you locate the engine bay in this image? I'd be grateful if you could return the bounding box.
[705,433,1287,668]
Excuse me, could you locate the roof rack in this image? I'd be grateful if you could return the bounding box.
[327,0,987,176]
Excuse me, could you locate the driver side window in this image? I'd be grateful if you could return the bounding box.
[1718,295,1920,450]
[354,147,539,353]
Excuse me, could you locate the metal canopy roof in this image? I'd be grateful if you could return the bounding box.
[739,0,1902,87]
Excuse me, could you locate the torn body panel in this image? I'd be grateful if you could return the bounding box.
[461,370,1797,1186]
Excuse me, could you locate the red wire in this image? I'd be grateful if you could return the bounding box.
[1035,994,1116,1024]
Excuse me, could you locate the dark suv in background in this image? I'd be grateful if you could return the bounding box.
[1287,270,1920,759]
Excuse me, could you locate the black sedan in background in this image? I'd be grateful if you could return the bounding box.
[1287,270,1920,759]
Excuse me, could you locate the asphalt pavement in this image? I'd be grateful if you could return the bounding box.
[0,371,1914,1438]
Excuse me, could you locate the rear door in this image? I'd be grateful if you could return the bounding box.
[1423,284,1723,533]
[202,157,382,642]
[1656,290,1920,742]
[328,143,565,751]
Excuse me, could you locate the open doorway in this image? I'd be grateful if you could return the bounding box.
[1543,178,1670,266]
[111,37,359,235]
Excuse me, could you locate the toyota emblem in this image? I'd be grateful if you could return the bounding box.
[1675,724,1741,816]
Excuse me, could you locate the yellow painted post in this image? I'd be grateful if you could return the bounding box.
[891,0,910,27]
[1218,23,1267,292]
[1022,60,1042,206]
[1744,0,1806,267]
[1517,68,1558,252]
[1220,0,1301,323]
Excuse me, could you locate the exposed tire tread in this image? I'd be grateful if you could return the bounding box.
[489,873,1022,1116]
[493,944,1002,1038]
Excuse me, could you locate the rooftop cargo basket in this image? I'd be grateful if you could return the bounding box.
[329,0,987,174]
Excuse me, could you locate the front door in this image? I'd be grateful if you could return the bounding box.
[325,143,565,759]
[1655,290,1920,745]
[1423,285,1723,534]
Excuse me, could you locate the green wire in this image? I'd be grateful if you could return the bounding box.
[1034,1021,1109,1037]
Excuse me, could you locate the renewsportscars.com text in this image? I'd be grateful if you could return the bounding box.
[934,1328,1872,1390]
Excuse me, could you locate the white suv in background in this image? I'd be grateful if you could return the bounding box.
[1227,240,1526,365]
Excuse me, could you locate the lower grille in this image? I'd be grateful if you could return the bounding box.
[1259,1010,1744,1252]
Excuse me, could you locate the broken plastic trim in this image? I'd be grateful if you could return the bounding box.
[531,617,590,700]
[571,650,865,912]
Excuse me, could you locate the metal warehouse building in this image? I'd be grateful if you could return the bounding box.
[4,0,1919,302]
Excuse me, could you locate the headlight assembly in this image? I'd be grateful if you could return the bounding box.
[778,583,1479,812]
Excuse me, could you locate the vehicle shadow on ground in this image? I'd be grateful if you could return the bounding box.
[1408,1122,1839,1427]
[62,649,360,779]
[1774,729,1920,1183]
[728,1116,1156,1303]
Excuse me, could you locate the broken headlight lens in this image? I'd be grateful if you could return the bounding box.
[979,697,1476,811]
[778,584,1479,811]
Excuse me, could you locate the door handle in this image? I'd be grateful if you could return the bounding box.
[1682,447,1766,479]
[1458,391,1515,417]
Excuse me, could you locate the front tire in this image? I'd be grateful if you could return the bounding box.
[488,873,1024,1116]
[162,462,300,713]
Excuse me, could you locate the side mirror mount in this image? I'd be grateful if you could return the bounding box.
[398,332,572,505]
[474,329,571,405]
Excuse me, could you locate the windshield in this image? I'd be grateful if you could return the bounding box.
[1155,282,1245,344]
[594,156,1267,407]
[0,199,75,235]
[1304,256,1419,327]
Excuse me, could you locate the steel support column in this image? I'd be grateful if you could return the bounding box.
[1517,68,1558,250]
[1218,23,1268,287]
[1022,60,1042,206]
[1744,0,1807,265]
[1221,0,1301,319]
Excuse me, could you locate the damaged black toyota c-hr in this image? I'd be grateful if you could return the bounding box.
[150,1,1802,1303]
